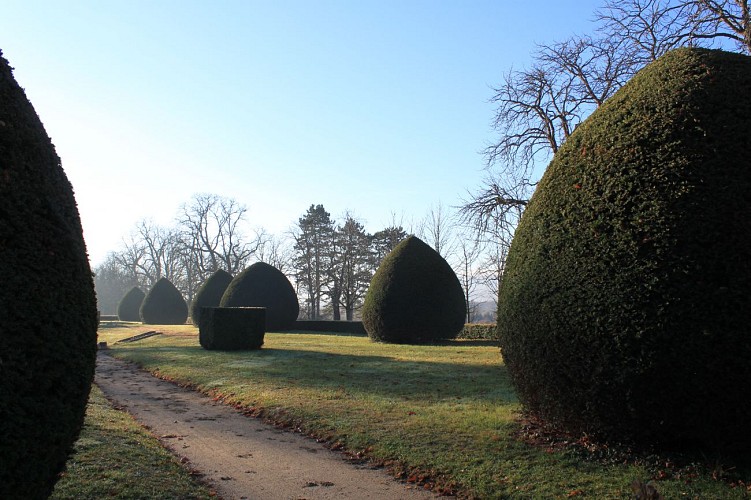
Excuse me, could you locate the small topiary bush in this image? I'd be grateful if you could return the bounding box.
[220,262,299,331]
[498,48,751,450]
[199,307,266,350]
[190,269,233,326]
[117,286,145,322]
[0,49,98,498]
[362,236,466,343]
[140,278,188,325]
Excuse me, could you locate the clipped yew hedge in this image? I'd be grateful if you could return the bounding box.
[190,269,233,326]
[294,320,367,335]
[498,48,751,450]
[117,286,145,321]
[362,236,466,343]
[199,307,265,350]
[457,324,497,340]
[140,278,188,325]
[0,49,98,498]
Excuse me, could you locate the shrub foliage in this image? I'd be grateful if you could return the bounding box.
[457,324,497,341]
[117,286,145,322]
[362,236,466,343]
[294,320,367,335]
[140,278,188,325]
[220,262,299,331]
[0,49,98,498]
[199,307,265,350]
[190,269,233,326]
[498,48,751,450]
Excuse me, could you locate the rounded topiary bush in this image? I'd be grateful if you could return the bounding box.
[0,49,98,498]
[362,235,466,343]
[117,286,145,322]
[190,269,233,326]
[498,48,751,450]
[140,278,188,325]
[220,262,299,331]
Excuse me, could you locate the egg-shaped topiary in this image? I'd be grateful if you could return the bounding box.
[362,236,465,343]
[117,286,145,322]
[190,269,233,326]
[140,278,188,325]
[220,262,299,331]
[498,48,751,450]
[0,49,98,498]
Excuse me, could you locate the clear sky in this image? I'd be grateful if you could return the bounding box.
[2,0,602,266]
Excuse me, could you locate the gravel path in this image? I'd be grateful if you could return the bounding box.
[95,352,439,500]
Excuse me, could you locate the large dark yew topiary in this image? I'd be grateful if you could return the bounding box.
[190,269,233,326]
[0,50,98,498]
[117,286,145,321]
[220,262,299,331]
[362,236,465,343]
[140,278,188,324]
[498,48,751,450]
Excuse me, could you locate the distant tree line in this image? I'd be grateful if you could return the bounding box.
[94,196,502,323]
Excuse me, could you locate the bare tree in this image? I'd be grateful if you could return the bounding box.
[257,232,294,275]
[113,231,150,289]
[455,235,484,323]
[178,193,261,278]
[93,253,140,314]
[597,0,750,58]
[417,201,456,259]
[484,34,632,173]
[459,168,529,311]
[134,219,185,285]
[465,0,750,304]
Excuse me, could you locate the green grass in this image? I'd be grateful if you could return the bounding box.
[96,323,751,498]
[51,384,215,499]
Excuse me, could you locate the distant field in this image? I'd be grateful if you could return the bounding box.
[93,323,750,498]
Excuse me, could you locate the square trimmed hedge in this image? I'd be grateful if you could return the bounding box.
[199,307,265,350]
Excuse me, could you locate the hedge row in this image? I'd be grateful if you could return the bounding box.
[457,323,497,340]
[293,320,367,335]
[292,320,496,339]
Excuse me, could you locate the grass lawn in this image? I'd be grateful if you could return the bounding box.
[51,383,215,499]
[94,322,750,498]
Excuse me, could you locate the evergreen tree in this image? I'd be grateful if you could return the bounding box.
[371,225,407,267]
[292,204,334,319]
[335,216,374,320]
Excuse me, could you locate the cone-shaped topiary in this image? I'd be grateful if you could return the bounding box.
[140,278,188,324]
[362,236,466,343]
[498,48,751,450]
[0,49,98,498]
[190,269,233,326]
[220,262,299,331]
[117,286,145,322]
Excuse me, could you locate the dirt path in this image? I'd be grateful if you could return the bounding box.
[95,352,439,500]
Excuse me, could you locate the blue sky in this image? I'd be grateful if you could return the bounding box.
[2,1,602,265]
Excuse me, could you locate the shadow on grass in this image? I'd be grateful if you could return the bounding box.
[113,344,515,404]
[277,330,499,347]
